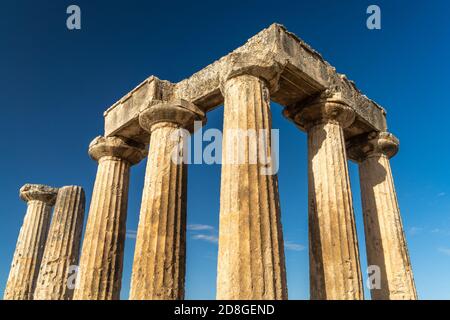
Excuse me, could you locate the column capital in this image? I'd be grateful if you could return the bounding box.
[88,136,147,165]
[19,184,58,205]
[139,99,206,133]
[219,52,285,93]
[284,91,355,130]
[347,131,399,162]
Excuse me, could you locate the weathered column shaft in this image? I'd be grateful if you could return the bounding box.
[308,121,363,299]
[75,156,129,300]
[216,74,287,300]
[34,186,85,300]
[74,136,146,300]
[4,184,58,300]
[5,202,52,300]
[130,99,205,300]
[352,132,417,299]
[284,95,363,300]
[130,124,187,300]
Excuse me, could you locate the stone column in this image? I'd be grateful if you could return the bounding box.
[284,94,363,300]
[216,74,287,300]
[34,186,86,300]
[348,132,417,300]
[4,184,58,300]
[130,99,205,300]
[73,136,146,300]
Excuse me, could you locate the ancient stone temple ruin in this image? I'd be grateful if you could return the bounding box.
[4,24,417,300]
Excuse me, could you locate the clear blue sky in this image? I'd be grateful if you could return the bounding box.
[1,0,449,300]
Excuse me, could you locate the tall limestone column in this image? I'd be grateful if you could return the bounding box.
[348,132,417,300]
[216,73,287,300]
[284,93,363,300]
[34,186,86,300]
[4,184,58,300]
[73,136,146,300]
[130,99,205,300]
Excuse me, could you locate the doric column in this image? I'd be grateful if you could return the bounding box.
[216,73,287,300]
[129,100,205,300]
[34,186,86,300]
[284,93,363,300]
[347,132,417,300]
[73,136,146,300]
[4,184,58,300]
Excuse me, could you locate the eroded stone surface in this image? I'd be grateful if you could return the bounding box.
[129,102,205,300]
[348,132,417,300]
[4,184,58,300]
[34,186,85,300]
[216,74,287,300]
[285,96,364,300]
[73,136,146,300]
[19,184,58,205]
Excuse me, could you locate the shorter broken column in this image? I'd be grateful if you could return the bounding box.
[4,184,58,300]
[34,186,86,300]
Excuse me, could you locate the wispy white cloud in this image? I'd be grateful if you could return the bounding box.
[409,227,450,236]
[187,224,215,231]
[126,229,137,239]
[188,223,218,245]
[192,234,218,244]
[284,241,306,252]
[438,247,450,256]
[408,227,423,236]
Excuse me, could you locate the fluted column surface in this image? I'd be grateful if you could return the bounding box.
[130,123,187,300]
[216,74,287,300]
[360,154,417,299]
[73,157,130,300]
[74,136,145,300]
[4,184,58,300]
[129,100,204,300]
[308,121,363,300]
[34,186,85,300]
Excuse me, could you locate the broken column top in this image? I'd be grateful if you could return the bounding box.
[104,23,387,144]
[20,184,59,205]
